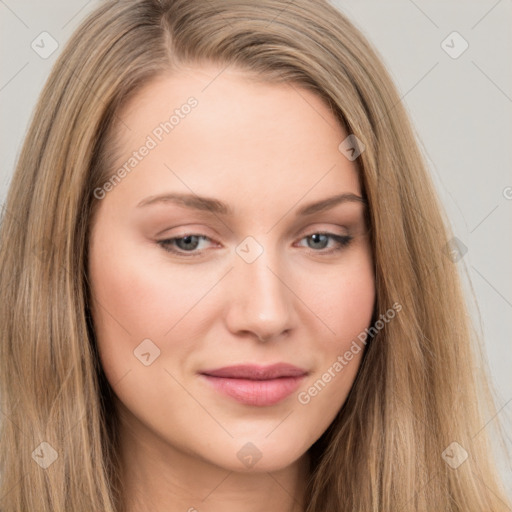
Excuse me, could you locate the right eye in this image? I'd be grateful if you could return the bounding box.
[157,234,215,257]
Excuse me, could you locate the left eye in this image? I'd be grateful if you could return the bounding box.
[157,232,352,257]
[296,232,352,252]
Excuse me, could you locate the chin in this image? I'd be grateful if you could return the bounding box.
[201,435,311,474]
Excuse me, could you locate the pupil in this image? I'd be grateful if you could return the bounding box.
[178,235,199,251]
[310,234,327,249]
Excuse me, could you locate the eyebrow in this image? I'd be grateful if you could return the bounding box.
[136,192,365,216]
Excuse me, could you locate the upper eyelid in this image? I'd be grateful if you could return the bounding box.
[151,211,365,239]
[159,221,353,239]
[160,228,349,242]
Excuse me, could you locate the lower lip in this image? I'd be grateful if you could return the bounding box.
[200,375,305,406]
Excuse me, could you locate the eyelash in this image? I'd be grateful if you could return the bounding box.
[157,232,353,258]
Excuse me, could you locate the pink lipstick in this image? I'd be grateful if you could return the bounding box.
[199,363,307,406]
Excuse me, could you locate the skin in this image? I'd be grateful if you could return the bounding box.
[88,65,375,512]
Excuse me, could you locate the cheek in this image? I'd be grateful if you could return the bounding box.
[89,234,211,338]
[301,248,375,345]
[88,230,226,388]
[294,248,374,410]
[87,232,172,377]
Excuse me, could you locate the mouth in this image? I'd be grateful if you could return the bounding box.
[199,363,308,407]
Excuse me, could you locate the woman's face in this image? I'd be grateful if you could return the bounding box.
[88,66,375,473]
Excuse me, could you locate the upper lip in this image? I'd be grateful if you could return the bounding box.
[200,363,308,380]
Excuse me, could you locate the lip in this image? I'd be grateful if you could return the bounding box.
[199,363,308,407]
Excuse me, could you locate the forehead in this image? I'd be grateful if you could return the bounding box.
[105,66,362,212]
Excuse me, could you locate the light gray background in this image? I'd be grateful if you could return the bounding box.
[1,0,511,493]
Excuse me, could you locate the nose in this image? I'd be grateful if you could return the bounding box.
[224,243,296,343]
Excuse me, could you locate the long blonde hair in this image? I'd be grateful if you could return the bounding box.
[0,0,509,510]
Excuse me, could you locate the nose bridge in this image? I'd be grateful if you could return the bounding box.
[226,236,293,340]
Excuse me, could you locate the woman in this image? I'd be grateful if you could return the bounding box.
[0,0,509,510]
